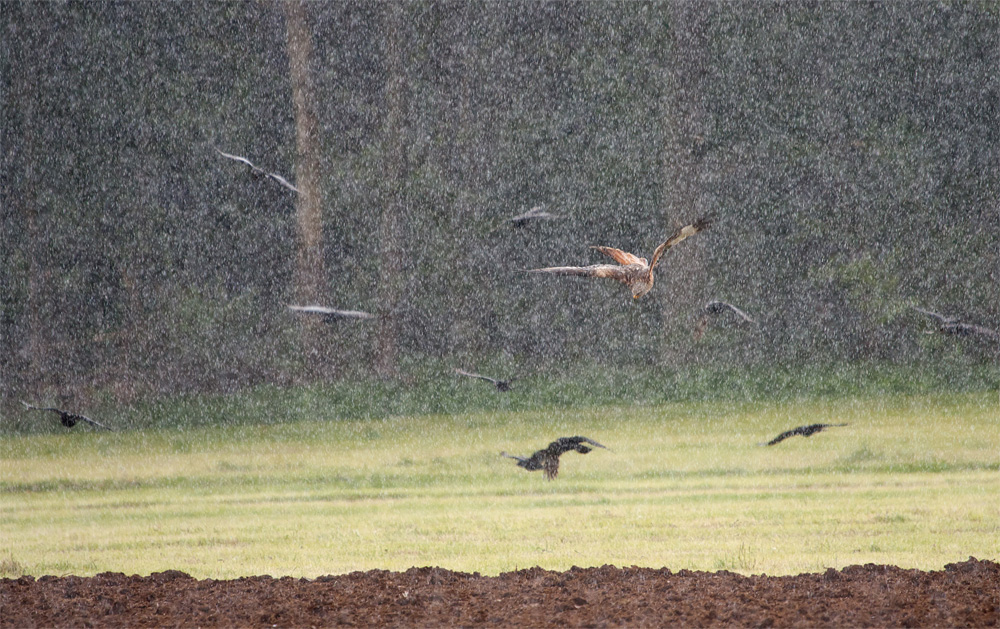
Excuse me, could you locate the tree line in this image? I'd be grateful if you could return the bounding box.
[2,2,997,407]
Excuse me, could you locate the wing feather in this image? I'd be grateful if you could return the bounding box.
[590,246,645,266]
[948,323,1000,339]
[215,148,260,172]
[76,414,113,431]
[912,306,957,324]
[527,265,630,281]
[766,429,797,446]
[650,216,713,269]
[705,300,755,324]
[454,368,499,384]
[577,436,609,450]
[543,455,559,480]
[288,305,375,320]
[266,173,300,193]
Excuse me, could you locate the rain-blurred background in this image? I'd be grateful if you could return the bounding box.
[2,2,998,417]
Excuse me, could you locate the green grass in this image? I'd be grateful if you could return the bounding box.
[5,361,997,433]
[1,393,998,578]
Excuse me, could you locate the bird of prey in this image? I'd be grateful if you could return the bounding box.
[501,436,609,479]
[526,216,713,299]
[453,368,517,392]
[765,423,847,446]
[287,304,376,321]
[21,402,113,431]
[912,306,999,340]
[216,148,300,193]
[695,300,756,339]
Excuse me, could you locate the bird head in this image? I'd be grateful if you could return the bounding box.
[632,285,653,299]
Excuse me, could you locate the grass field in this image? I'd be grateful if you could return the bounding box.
[2,392,998,578]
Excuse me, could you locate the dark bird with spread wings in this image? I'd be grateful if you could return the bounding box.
[912,306,999,341]
[527,217,712,299]
[216,148,299,193]
[765,423,847,446]
[21,402,113,431]
[487,205,563,234]
[288,304,376,321]
[695,299,757,339]
[454,368,517,392]
[508,205,562,227]
[704,300,755,323]
[501,436,609,479]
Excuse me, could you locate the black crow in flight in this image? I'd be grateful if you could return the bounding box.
[765,423,847,446]
[501,436,609,479]
[287,304,376,321]
[454,368,518,392]
[695,299,757,339]
[216,148,299,193]
[912,306,999,341]
[21,402,113,431]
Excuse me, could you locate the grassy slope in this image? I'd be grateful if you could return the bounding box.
[6,361,998,433]
[2,392,997,578]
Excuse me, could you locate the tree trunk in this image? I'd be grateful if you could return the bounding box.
[375,1,410,378]
[10,5,49,396]
[659,1,712,364]
[283,1,327,372]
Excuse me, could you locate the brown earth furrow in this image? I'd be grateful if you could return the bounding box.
[2,558,997,628]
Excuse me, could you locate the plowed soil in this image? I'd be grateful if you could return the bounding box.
[2,558,997,627]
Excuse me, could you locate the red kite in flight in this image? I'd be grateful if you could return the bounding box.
[527,217,712,298]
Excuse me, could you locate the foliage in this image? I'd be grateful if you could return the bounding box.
[1,2,998,405]
[2,394,997,577]
[3,362,996,434]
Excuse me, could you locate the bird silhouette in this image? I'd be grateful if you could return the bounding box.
[21,402,113,431]
[453,368,517,392]
[695,299,756,339]
[527,216,712,299]
[912,306,999,340]
[508,205,562,227]
[501,436,609,479]
[704,300,755,323]
[487,205,563,234]
[287,304,376,321]
[216,148,299,193]
[765,423,847,446]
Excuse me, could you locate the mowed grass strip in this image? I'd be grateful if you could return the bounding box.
[1,394,997,578]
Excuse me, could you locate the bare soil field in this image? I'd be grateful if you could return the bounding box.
[2,558,996,627]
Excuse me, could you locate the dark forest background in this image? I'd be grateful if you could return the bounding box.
[2,2,998,411]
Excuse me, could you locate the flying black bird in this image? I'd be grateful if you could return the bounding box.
[527,216,712,299]
[695,299,756,339]
[501,436,609,479]
[453,368,517,392]
[912,306,999,340]
[508,205,562,227]
[486,205,562,234]
[704,300,755,324]
[216,148,300,193]
[287,304,376,321]
[21,402,113,431]
[765,423,847,446]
